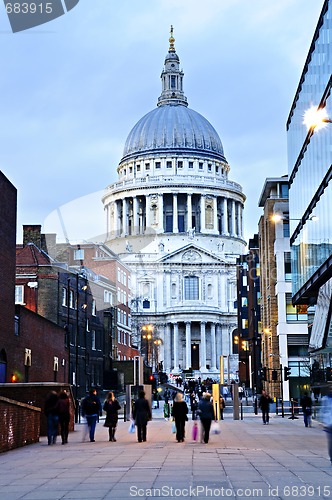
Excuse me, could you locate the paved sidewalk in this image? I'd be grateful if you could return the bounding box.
[0,410,331,500]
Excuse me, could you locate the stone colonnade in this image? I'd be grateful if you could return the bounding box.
[158,321,234,373]
[106,192,243,238]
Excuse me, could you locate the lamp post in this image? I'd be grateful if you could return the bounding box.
[141,324,154,367]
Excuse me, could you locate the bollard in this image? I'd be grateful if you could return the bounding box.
[240,402,243,420]
[123,402,127,422]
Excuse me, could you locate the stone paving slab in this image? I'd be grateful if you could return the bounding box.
[0,412,331,500]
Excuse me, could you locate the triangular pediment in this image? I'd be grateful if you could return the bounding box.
[158,244,228,265]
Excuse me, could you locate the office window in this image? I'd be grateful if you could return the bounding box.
[283,221,290,238]
[286,293,308,321]
[92,299,96,316]
[91,330,96,350]
[184,276,199,300]
[123,272,127,286]
[284,252,292,281]
[15,285,24,304]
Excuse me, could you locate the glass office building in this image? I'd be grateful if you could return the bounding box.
[287,0,332,380]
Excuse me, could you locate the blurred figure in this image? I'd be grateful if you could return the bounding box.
[171,392,188,442]
[300,391,313,428]
[219,394,225,420]
[132,390,152,443]
[103,391,121,442]
[197,392,215,444]
[81,388,102,442]
[320,387,332,465]
[44,391,59,445]
[259,390,272,425]
[58,390,70,445]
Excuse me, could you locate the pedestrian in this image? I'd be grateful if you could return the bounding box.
[171,392,188,442]
[44,391,59,445]
[197,392,215,443]
[319,387,332,465]
[300,391,313,428]
[58,390,70,445]
[81,388,102,442]
[103,391,121,442]
[219,394,225,420]
[132,390,152,443]
[259,390,272,425]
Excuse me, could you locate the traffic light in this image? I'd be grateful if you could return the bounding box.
[260,367,267,381]
[11,373,17,383]
[149,374,157,390]
[271,370,278,381]
[284,366,291,381]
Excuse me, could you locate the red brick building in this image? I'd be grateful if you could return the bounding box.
[0,172,17,383]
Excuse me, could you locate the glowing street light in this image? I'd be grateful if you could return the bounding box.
[271,213,318,223]
[303,105,332,131]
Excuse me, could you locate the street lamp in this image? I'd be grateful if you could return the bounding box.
[271,213,318,223]
[303,105,332,131]
[142,324,154,366]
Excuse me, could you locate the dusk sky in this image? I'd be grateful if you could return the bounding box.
[0,0,324,245]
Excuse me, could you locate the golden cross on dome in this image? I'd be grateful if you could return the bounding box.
[169,25,175,52]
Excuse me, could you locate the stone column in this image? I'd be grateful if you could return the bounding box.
[223,198,229,235]
[122,198,128,236]
[145,195,151,232]
[210,323,217,370]
[173,194,178,233]
[187,194,192,231]
[133,197,139,235]
[185,322,191,370]
[213,196,218,233]
[173,322,179,371]
[165,323,171,372]
[200,195,205,233]
[158,194,164,232]
[200,321,206,370]
[231,200,236,236]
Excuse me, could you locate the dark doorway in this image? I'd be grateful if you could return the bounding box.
[191,343,199,370]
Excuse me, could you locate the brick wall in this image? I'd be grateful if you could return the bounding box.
[0,396,40,453]
[0,383,75,436]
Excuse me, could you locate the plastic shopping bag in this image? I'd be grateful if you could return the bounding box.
[171,420,176,433]
[211,421,221,435]
[192,421,198,441]
[128,420,135,433]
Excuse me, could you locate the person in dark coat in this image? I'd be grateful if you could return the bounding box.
[197,392,215,443]
[259,390,272,425]
[81,388,102,442]
[300,391,313,428]
[58,390,70,445]
[103,391,121,442]
[132,390,152,443]
[171,392,188,442]
[44,391,59,445]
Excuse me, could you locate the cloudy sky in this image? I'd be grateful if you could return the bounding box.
[0,0,324,245]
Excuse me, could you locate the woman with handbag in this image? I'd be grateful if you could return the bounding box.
[171,392,188,442]
[103,392,121,442]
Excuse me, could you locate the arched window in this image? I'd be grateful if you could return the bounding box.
[184,276,199,300]
[206,204,213,228]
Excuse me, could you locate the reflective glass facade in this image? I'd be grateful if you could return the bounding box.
[287,0,332,299]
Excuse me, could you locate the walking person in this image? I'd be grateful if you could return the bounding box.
[81,388,102,442]
[132,390,152,443]
[58,390,70,445]
[103,391,121,442]
[171,392,188,442]
[44,391,60,445]
[320,387,332,465]
[300,391,313,428]
[259,390,272,425]
[219,394,225,420]
[197,392,215,444]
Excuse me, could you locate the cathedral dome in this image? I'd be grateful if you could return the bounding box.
[121,105,226,163]
[119,27,226,165]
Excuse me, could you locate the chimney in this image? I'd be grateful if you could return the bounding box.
[23,225,42,248]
